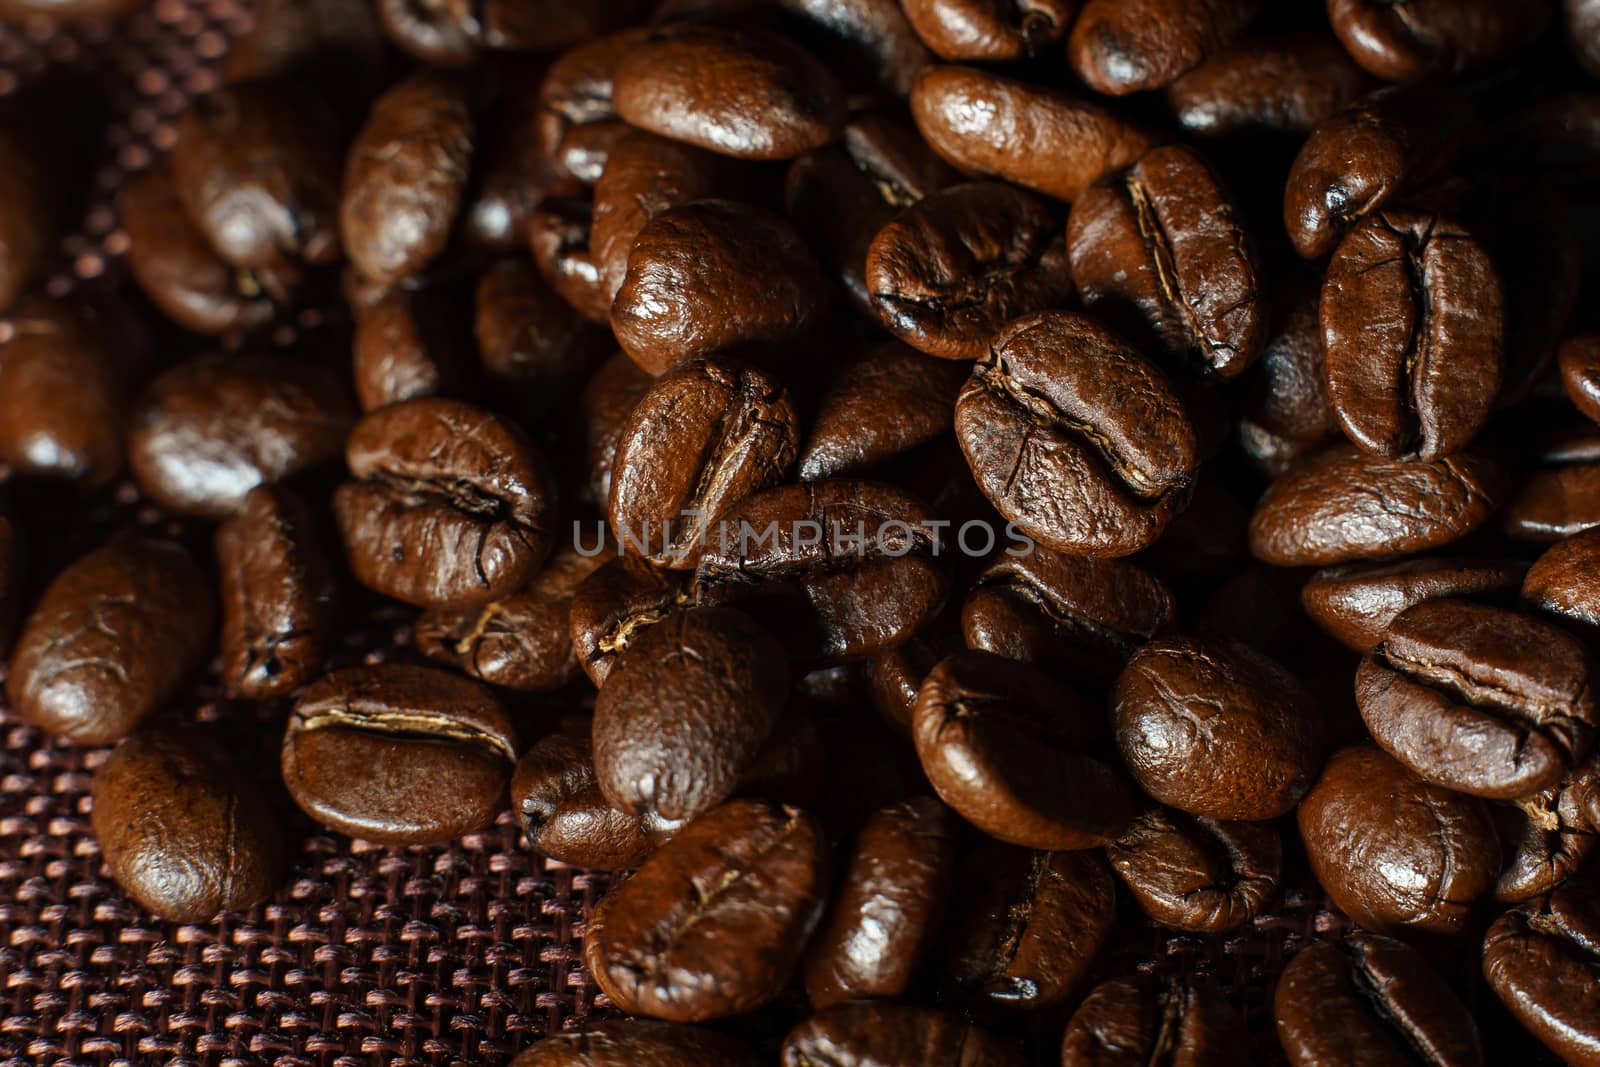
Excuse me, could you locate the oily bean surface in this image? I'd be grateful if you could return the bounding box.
[569,555,688,688]
[1166,33,1374,137]
[1523,528,1600,631]
[1301,557,1526,653]
[352,288,456,413]
[1482,881,1600,1066]
[901,0,1072,62]
[798,341,965,480]
[1061,976,1243,1066]
[1067,0,1263,96]
[511,732,654,870]
[1328,0,1550,81]
[1105,807,1281,933]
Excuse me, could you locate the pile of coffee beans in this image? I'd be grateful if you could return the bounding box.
[3,0,1600,1062]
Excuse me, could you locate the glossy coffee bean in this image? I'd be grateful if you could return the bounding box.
[612,24,846,160]
[1068,0,1262,96]
[466,85,584,250]
[283,664,516,844]
[867,181,1074,361]
[510,1020,759,1067]
[956,312,1198,557]
[609,359,799,569]
[574,351,654,513]
[334,398,555,609]
[1115,636,1323,820]
[610,200,828,376]
[911,65,1153,203]
[1321,211,1504,460]
[1523,527,1600,632]
[1495,769,1597,903]
[1502,457,1600,544]
[590,131,727,303]
[536,29,647,171]
[782,1003,1023,1067]
[216,486,337,699]
[901,0,1072,61]
[593,606,789,825]
[569,555,687,687]
[864,625,964,734]
[1275,933,1484,1067]
[798,342,966,480]
[1301,557,1526,653]
[1559,333,1600,424]
[1061,976,1244,1066]
[9,541,214,745]
[1482,881,1600,1066]
[775,0,932,97]
[801,797,957,1008]
[585,799,828,1022]
[915,651,1133,849]
[1166,33,1375,137]
[511,732,654,870]
[530,197,612,324]
[341,72,474,284]
[1105,807,1280,933]
[474,257,599,403]
[92,726,284,923]
[372,0,475,65]
[0,126,53,311]
[1247,444,1506,566]
[1328,0,1549,81]
[1068,144,1265,381]
[1299,745,1499,936]
[1356,599,1596,800]
[1237,275,1337,453]
[351,288,456,412]
[128,355,353,518]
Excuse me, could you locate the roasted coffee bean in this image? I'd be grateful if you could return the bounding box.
[864,625,964,734]
[901,0,1072,61]
[1275,933,1484,1067]
[802,796,957,1008]
[569,555,687,687]
[590,131,727,303]
[510,1020,759,1067]
[466,83,585,250]
[91,726,284,923]
[1247,444,1506,566]
[9,540,214,745]
[537,29,647,173]
[480,0,646,55]
[120,167,276,333]
[1299,744,1499,935]
[1569,0,1600,76]
[216,486,337,699]
[911,65,1153,203]
[352,287,457,412]
[956,312,1198,557]
[283,664,516,844]
[573,352,655,515]
[1321,211,1504,459]
[776,0,932,97]
[1067,0,1262,96]
[584,799,828,1021]
[798,342,965,480]
[866,182,1074,361]
[511,732,654,870]
[915,651,1133,850]
[530,197,612,324]
[942,843,1116,1009]
[610,200,829,376]
[475,257,600,403]
[1105,807,1280,933]
[612,24,845,160]
[593,606,789,825]
[1483,881,1600,1066]
[1061,976,1244,1066]
[341,72,474,284]
[782,1003,1023,1067]
[1328,0,1550,82]
[1495,769,1597,903]
[1559,333,1600,424]
[1356,599,1596,800]
[1523,527,1600,632]
[1068,144,1265,381]
[1238,275,1336,450]
[693,480,949,663]
[128,355,353,518]
[1166,33,1375,137]
[373,0,476,66]
[1115,636,1323,820]
[0,125,54,311]
[333,397,554,609]
[0,299,127,487]
[1502,456,1600,543]
[609,359,799,569]
[1302,557,1526,652]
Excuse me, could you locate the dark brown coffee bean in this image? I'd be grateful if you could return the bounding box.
[129,355,353,518]
[334,397,555,609]
[1068,144,1265,381]
[1299,744,1499,935]
[956,312,1198,557]
[1247,443,1506,566]
[911,65,1154,203]
[585,799,828,1021]
[511,732,654,870]
[1106,807,1281,933]
[1502,460,1600,544]
[593,606,789,824]
[481,0,647,54]
[942,843,1116,1010]
[341,72,474,284]
[216,486,337,700]
[466,82,585,251]
[1329,0,1550,81]
[802,796,957,1008]
[1357,599,1596,800]
[530,197,612,324]
[1302,557,1526,653]
[590,131,727,303]
[474,257,601,403]
[612,24,846,160]
[92,726,284,923]
[693,480,949,664]
[1275,933,1484,1067]
[537,29,648,173]
[510,1019,759,1067]
[901,0,1072,61]
[609,359,799,569]
[782,1003,1024,1067]
[866,182,1074,361]
[798,342,965,481]
[0,126,54,310]
[1482,881,1600,1066]
[1322,211,1504,460]
[569,555,688,687]
[1495,770,1597,903]
[1115,636,1323,820]
[1523,527,1600,632]
[373,0,476,65]
[1559,333,1600,424]
[864,625,964,734]
[1237,274,1337,453]
[283,664,516,844]
[1068,0,1262,96]
[610,200,829,376]
[574,351,655,514]
[352,287,457,412]
[1061,976,1245,1066]
[9,541,214,745]
[1166,33,1375,137]
[776,0,932,97]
